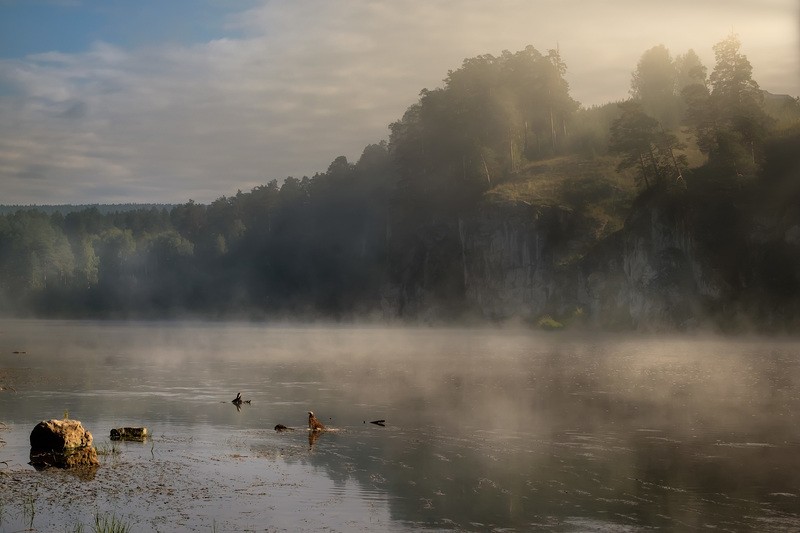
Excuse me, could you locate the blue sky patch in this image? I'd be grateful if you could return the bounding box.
[0,0,259,58]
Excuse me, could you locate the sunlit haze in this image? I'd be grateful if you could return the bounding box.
[0,0,797,204]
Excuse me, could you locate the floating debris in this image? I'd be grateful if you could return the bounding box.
[232,392,251,411]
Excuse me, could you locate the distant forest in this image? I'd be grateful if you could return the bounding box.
[1,35,799,327]
[0,204,176,216]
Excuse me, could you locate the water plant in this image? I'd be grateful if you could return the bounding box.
[22,490,36,530]
[92,512,131,533]
[96,442,121,457]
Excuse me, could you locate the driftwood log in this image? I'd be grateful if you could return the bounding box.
[110,427,149,441]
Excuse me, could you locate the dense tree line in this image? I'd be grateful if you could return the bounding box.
[390,46,577,217]
[607,35,792,189]
[0,149,395,317]
[0,204,175,216]
[1,37,798,322]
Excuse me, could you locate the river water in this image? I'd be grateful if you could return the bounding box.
[0,320,799,532]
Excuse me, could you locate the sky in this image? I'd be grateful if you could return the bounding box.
[0,0,798,205]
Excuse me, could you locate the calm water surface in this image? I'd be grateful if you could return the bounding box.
[1,320,799,531]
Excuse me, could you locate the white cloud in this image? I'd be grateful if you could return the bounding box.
[0,0,797,204]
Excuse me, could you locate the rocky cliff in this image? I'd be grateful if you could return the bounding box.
[386,180,800,331]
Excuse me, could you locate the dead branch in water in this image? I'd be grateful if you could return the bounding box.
[308,411,325,431]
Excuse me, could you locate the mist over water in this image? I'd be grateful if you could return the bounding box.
[1,320,799,531]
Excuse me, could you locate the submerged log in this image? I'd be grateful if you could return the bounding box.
[110,427,149,441]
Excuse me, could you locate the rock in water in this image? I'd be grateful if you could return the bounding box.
[30,446,100,470]
[30,419,94,450]
[29,419,99,468]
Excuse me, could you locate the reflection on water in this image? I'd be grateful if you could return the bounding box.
[0,319,799,531]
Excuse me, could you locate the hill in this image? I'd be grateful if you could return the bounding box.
[0,38,798,330]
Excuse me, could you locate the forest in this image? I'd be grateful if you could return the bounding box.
[1,35,799,329]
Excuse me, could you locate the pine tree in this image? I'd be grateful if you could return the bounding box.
[685,34,773,174]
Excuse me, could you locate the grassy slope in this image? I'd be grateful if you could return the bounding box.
[484,155,639,243]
